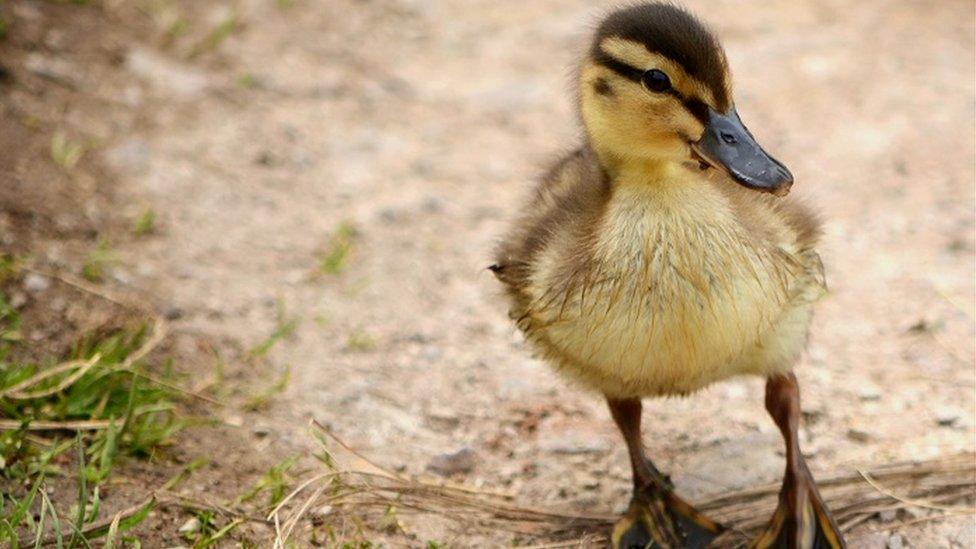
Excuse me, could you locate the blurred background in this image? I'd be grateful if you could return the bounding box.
[1,0,973,546]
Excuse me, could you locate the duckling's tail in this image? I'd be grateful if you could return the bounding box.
[487,263,513,285]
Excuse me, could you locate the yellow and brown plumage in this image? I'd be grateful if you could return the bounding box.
[494,148,825,397]
[492,3,844,548]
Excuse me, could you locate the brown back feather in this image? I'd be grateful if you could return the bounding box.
[492,147,610,298]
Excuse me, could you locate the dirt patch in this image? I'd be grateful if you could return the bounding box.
[0,2,288,546]
[0,0,138,356]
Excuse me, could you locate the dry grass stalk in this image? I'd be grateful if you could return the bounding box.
[267,422,975,547]
[16,490,279,547]
[0,355,102,399]
[5,267,221,407]
[22,267,147,312]
[0,418,115,431]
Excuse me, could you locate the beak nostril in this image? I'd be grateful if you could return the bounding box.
[720,132,737,145]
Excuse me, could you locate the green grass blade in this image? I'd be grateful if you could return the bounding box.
[69,434,87,549]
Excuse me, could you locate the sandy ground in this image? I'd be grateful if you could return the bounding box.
[11,0,974,546]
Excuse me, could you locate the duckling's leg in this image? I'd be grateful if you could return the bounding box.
[752,373,846,549]
[607,398,724,549]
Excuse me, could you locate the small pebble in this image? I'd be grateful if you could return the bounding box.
[581,477,601,490]
[23,273,50,293]
[887,533,904,549]
[427,448,476,476]
[254,151,276,166]
[857,384,883,401]
[9,292,27,308]
[539,435,610,456]
[178,517,201,535]
[422,197,442,213]
[421,345,443,361]
[24,53,82,88]
[379,208,405,223]
[427,406,460,428]
[935,408,960,427]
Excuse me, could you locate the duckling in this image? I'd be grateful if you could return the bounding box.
[491,3,845,548]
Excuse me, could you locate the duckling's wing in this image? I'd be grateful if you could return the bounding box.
[491,147,608,297]
[779,201,827,302]
[791,247,827,304]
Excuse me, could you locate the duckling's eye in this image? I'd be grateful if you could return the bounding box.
[641,69,671,93]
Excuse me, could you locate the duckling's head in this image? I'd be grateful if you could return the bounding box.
[580,3,793,195]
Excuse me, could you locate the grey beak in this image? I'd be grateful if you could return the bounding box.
[693,108,794,196]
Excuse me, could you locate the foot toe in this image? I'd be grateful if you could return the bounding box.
[751,493,845,549]
[611,493,722,549]
[612,514,656,549]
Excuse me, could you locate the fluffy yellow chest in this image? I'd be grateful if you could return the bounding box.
[527,176,801,397]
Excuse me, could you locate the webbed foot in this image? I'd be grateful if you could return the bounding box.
[750,467,844,549]
[611,489,723,549]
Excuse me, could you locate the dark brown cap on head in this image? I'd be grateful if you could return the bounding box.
[591,2,730,111]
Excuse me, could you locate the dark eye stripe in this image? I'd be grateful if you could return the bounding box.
[592,50,644,83]
[682,97,710,125]
[593,54,712,126]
